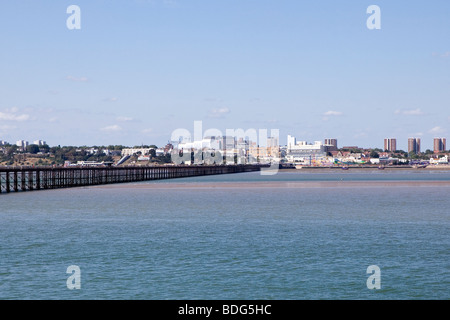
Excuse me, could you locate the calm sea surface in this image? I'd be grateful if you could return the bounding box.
[0,169,449,300]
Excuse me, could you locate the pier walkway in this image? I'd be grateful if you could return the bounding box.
[0,165,262,194]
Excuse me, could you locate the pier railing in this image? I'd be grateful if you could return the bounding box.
[0,164,262,194]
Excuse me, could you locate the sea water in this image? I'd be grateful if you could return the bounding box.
[0,170,449,299]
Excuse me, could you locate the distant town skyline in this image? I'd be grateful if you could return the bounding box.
[1,1,449,150]
[2,135,449,154]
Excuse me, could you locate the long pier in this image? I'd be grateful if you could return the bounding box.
[0,165,262,194]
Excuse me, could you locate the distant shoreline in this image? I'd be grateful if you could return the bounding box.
[2,164,449,170]
[281,165,450,170]
[91,180,450,190]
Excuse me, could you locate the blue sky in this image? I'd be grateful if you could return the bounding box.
[0,0,449,150]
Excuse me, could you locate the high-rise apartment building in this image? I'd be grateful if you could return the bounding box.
[324,139,338,151]
[433,138,446,153]
[16,140,29,150]
[33,140,47,146]
[408,138,421,154]
[266,136,279,148]
[384,138,397,152]
[287,135,297,151]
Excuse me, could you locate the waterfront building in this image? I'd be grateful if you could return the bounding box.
[155,148,165,157]
[163,143,174,154]
[285,139,328,164]
[267,136,279,148]
[433,138,446,153]
[408,138,421,154]
[384,138,397,152]
[76,161,106,166]
[430,155,448,164]
[121,147,155,157]
[245,136,280,164]
[248,143,280,164]
[324,139,338,151]
[175,136,242,165]
[287,135,297,151]
[177,136,233,153]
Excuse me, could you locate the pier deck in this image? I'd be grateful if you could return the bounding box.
[0,165,261,194]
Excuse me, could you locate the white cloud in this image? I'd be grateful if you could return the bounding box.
[100,125,122,132]
[0,108,30,121]
[394,108,424,116]
[322,110,343,121]
[323,110,343,116]
[428,126,445,134]
[66,75,89,82]
[208,107,230,118]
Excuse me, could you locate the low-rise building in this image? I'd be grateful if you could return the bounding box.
[121,148,154,157]
[286,140,328,164]
[430,155,449,165]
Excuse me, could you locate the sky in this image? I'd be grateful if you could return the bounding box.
[0,0,449,150]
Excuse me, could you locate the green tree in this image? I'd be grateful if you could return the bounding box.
[369,150,380,158]
[26,144,40,154]
[408,151,419,159]
[6,145,18,157]
[40,144,50,153]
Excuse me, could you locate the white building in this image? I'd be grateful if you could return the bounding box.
[155,148,165,156]
[0,140,8,146]
[286,139,328,163]
[430,155,449,165]
[267,136,279,148]
[76,161,104,166]
[16,140,29,150]
[33,140,47,146]
[86,148,99,155]
[121,147,154,157]
[177,136,236,153]
[175,136,253,165]
[287,135,297,151]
